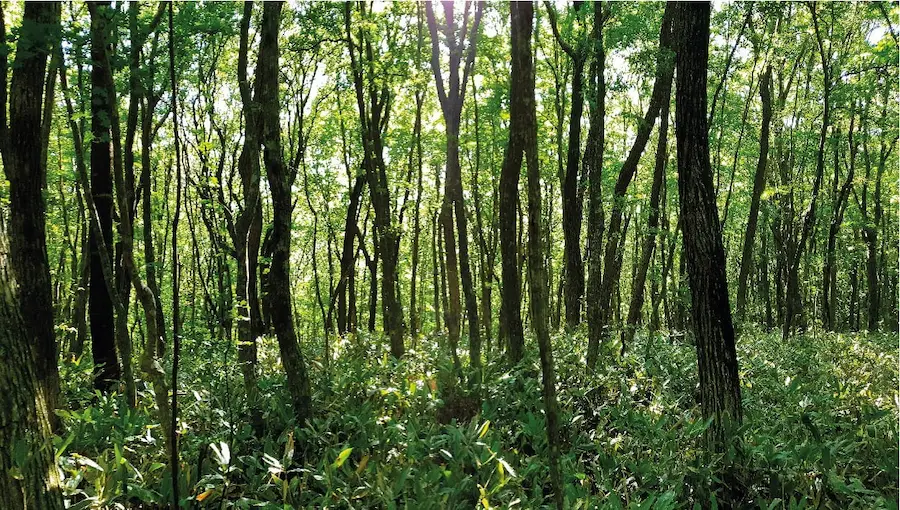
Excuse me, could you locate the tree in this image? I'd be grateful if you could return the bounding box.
[88,0,121,393]
[0,1,62,412]
[672,0,742,450]
[584,2,607,364]
[735,66,773,320]
[258,1,313,422]
[344,1,406,358]
[0,216,64,510]
[545,1,589,330]
[506,2,564,506]
[425,0,484,378]
[588,4,674,368]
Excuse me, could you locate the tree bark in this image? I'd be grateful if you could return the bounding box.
[584,2,607,367]
[258,1,313,422]
[513,3,563,507]
[623,99,669,350]
[736,66,772,320]
[88,0,121,393]
[345,1,405,358]
[1,1,62,412]
[425,1,484,379]
[546,1,588,330]
[0,218,64,510]
[589,4,674,367]
[498,0,527,363]
[234,0,264,433]
[673,1,742,451]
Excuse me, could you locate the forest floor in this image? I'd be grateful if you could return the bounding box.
[56,328,898,509]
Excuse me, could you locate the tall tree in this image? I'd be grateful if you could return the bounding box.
[344,1,405,358]
[258,1,313,422]
[425,0,484,377]
[545,1,589,330]
[623,100,669,349]
[672,0,742,450]
[234,1,265,431]
[584,2,607,365]
[88,0,121,393]
[736,66,773,319]
[588,5,674,368]
[0,1,62,410]
[508,2,564,506]
[498,2,527,363]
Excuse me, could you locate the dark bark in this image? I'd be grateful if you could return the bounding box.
[623,99,669,349]
[425,1,484,378]
[258,1,312,422]
[736,66,773,319]
[167,4,183,503]
[822,108,856,330]
[88,0,121,392]
[784,4,830,340]
[546,1,588,330]
[498,0,527,363]
[1,1,62,411]
[345,1,405,357]
[0,219,64,510]
[673,1,742,450]
[584,2,607,366]
[337,177,365,335]
[234,0,264,433]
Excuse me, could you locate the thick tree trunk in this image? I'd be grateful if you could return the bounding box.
[89,0,121,392]
[1,1,62,411]
[0,220,64,510]
[673,1,742,451]
[736,66,772,320]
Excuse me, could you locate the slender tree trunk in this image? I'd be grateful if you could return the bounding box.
[590,5,673,367]
[736,66,772,320]
[585,2,607,366]
[546,2,588,330]
[167,5,183,503]
[673,1,742,451]
[345,1,405,358]
[234,1,264,434]
[624,100,669,349]
[510,3,563,507]
[258,1,312,422]
[784,4,830,340]
[425,1,484,379]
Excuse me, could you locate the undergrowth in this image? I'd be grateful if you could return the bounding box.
[54,328,898,509]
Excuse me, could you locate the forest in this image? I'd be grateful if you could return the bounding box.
[0,1,897,508]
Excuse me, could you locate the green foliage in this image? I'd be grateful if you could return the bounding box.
[53,330,897,508]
